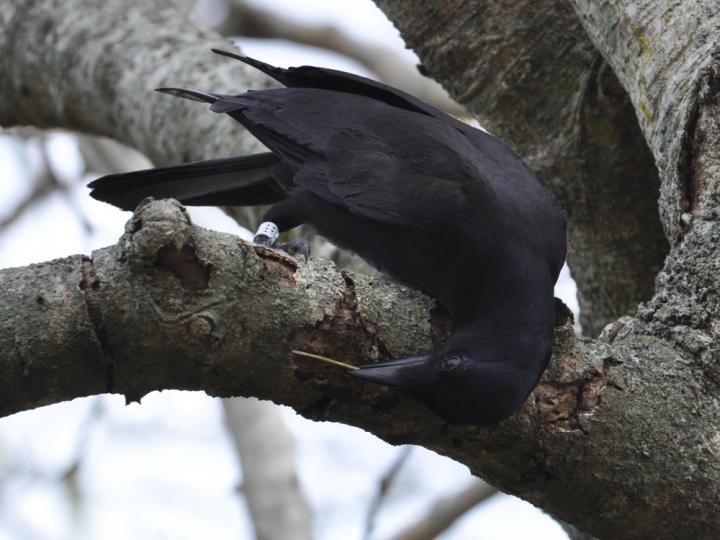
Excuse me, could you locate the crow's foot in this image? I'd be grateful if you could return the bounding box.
[252,222,309,261]
[277,238,311,261]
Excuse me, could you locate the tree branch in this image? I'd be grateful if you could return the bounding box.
[0,197,440,416]
[0,0,269,166]
[570,1,720,240]
[223,397,312,540]
[1,197,718,538]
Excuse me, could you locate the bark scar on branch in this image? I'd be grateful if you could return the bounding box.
[79,256,115,392]
[252,245,298,287]
[534,356,619,432]
[290,271,391,373]
[289,270,406,418]
[156,243,212,291]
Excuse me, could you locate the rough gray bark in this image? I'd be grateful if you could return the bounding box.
[0,0,270,166]
[0,198,437,415]
[0,195,716,540]
[1,0,720,538]
[570,0,720,240]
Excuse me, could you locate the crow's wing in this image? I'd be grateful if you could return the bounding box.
[231,89,485,227]
[168,87,487,227]
[212,51,535,172]
[310,126,481,227]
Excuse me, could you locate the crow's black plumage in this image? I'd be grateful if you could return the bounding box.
[89,50,567,425]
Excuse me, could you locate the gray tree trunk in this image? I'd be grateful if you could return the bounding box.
[1,0,719,538]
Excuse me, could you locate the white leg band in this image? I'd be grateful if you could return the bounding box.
[255,221,279,244]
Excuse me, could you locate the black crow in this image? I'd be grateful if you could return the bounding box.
[89,50,567,425]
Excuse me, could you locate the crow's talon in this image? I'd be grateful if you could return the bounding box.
[277,238,311,261]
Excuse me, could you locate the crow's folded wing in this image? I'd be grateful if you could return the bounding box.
[203,88,488,227]
[298,122,485,227]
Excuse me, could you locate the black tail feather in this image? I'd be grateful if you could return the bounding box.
[88,153,288,211]
[155,88,221,103]
[211,49,290,86]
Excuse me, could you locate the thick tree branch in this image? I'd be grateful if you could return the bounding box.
[570,1,720,239]
[1,197,718,538]
[0,198,439,416]
[0,0,270,166]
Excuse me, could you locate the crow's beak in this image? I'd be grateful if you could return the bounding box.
[350,355,432,388]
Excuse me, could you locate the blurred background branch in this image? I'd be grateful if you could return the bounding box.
[389,481,498,540]
[363,446,412,540]
[223,397,312,540]
[0,131,92,234]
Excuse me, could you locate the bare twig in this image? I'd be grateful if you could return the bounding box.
[0,136,60,231]
[389,480,498,540]
[363,446,413,540]
[60,398,105,515]
[0,133,96,235]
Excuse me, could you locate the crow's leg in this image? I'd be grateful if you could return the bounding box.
[252,194,311,260]
[253,221,280,247]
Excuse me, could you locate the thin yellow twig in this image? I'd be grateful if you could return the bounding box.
[291,350,359,370]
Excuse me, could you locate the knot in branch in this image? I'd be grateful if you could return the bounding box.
[120,197,192,263]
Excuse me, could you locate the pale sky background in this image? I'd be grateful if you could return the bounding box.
[0,1,575,539]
